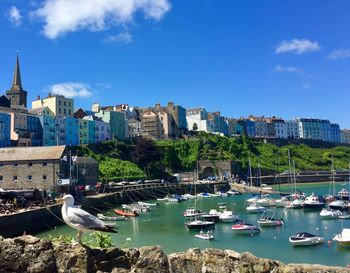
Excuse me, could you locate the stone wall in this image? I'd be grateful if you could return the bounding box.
[0,235,349,273]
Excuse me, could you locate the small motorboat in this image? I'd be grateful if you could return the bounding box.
[256,197,275,207]
[197,192,212,198]
[320,208,342,219]
[97,214,125,221]
[201,209,221,222]
[182,194,196,199]
[227,190,242,196]
[114,209,138,217]
[339,215,350,219]
[246,203,266,213]
[285,198,303,209]
[289,232,324,246]
[138,201,159,207]
[186,219,215,230]
[218,203,227,210]
[275,196,291,207]
[302,193,325,209]
[184,208,205,218]
[329,200,348,211]
[338,188,350,201]
[333,228,350,247]
[219,210,239,223]
[194,229,214,240]
[257,211,284,227]
[232,222,261,235]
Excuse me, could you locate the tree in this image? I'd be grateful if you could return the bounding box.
[192,123,198,131]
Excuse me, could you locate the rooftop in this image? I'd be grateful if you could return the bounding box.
[0,146,66,162]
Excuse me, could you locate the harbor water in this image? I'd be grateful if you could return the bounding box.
[37,182,350,267]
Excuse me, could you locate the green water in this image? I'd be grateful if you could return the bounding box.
[37,182,350,267]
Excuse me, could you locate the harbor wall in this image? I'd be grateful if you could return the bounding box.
[1,235,349,273]
[0,182,229,237]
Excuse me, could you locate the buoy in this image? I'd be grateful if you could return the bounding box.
[325,226,328,230]
[347,264,350,268]
[316,227,319,230]
[273,236,276,240]
[328,240,332,246]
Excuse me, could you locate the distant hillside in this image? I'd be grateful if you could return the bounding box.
[76,133,350,181]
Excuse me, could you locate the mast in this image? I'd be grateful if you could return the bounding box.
[288,149,293,193]
[248,157,253,187]
[292,160,297,193]
[331,156,336,197]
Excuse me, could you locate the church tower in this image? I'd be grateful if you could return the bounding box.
[6,54,27,108]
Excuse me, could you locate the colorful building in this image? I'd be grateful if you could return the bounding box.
[0,112,11,147]
[32,94,74,118]
[30,107,57,146]
[296,118,340,143]
[78,119,89,145]
[65,117,79,146]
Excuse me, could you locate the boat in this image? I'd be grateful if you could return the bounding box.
[289,232,324,246]
[186,219,215,230]
[256,197,275,207]
[329,200,348,210]
[232,222,261,235]
[275,196,291,207]
[218,203,227,210]
[339,215,350,219]
[333,228,350,247]
[122,204,150,213]
[227,190,241,196]
[157,194,181,202]
[338,188,350,201]
[138,201,159,207]
[285,197,303,209]
[219,210,239,223]
[246,196,259,205]
[201,209,221,222]
[246,203,266,213]
[182,193,196,199]
[320,208,342,219]
[257,211,284,227]
[197,192,212,198]
[302,193,325,209]
[184,208,204,218]
[97,214,125,221]
[114,209,138,217]
[195,229,214,240]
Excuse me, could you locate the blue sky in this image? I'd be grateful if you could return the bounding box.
[0,0,349,128]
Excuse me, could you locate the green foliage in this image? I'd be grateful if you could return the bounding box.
[49,233,74,244]
[84,232,115,248]
[99,158,145,181]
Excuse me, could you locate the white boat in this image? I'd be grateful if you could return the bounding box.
[232,222,261,235]
[138,201,158,207]
[186,219,215,230]
[246,203,266,213]
[201,209,221,222]
[218,203,227,210]
[97,214,125,221]
[227,190,241,196]
[182,193,196,199]
[257,211,284,227]
[197,192,212,198]
[302,193,325,209]
[122,204,150,213]
[339,215,350,219]
[195,230,214,240]
[338,188,350,201]
[333,228,350,247]
[219,210,239,223]
[184,208,204,218]
[275,196,291,207]
[285,198,303,209]
[246,196,259,204]
[329,200,348,210]
[256,197,275,207]
[289,232,324,246]
[320,208,342,219]
[157,195,180,202]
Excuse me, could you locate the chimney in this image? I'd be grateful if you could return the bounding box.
[48,92,52,98]
[36,95,40,100]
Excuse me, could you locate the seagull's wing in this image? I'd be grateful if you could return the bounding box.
[67,207,117,233]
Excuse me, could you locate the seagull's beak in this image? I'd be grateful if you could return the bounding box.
[57,198,64,204]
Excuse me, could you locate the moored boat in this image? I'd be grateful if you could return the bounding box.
[289,232,324,246]
[114,209,138,217]
[219,210,239,223]
[246,203,266,213]
[97,214,126,221]
[338,188,350,201]
[201,209,221,222]
[256,197,275,207]
[285,198,303,209]
[333,228,350,247]
[257,211,284,227]
[138,201,159,207]
[184,208,204,218]
[186,219,215,230]
[194,229,214,240]
[329,200,348,210]
[302,193,325,209]
[275,196,291,207]
[320,208,342,219]
[232,222,261,235]
[218,203,227,210]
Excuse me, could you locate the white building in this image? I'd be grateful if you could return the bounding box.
[341,129,350,144]
[286,120,299,139]
[186,108,210,132]
[271,119,287,139]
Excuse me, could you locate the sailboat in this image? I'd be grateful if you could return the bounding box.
[329,159,348,210]
[185,162,215,230]
[285,157,303,209]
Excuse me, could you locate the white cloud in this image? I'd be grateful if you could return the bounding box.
[48,82,93,98]
[328,49,350,60]
[7,6,22,26]
[96,82,112,89]
[104,32,132,43]
[274,65,302,74]
[32,0,171,39]
[276,39,321,54]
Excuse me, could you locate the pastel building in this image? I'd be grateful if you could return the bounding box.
[186,108,210,132]
[30,107,57,146]
[341,130,350,144]
[141,109,163,140]
[83,115,110,143]
[78,119,89,145]
[286,120,299,139]
[26,114,43,146]
[32,94,74,118]
[65,117,79,146]
[128,117,142,138]
[270,118,287,139]
[0,112,11,147]
[249,116,268,137]
[296,118,340,143]
[10,112,31,146]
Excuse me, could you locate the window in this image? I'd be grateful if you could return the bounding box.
[13,176,17,181]
[42,163,47,167]
[28,163,32,167]
[0,176,3,181]
[59,108,62,114]
[27,175,32,181]
[64,101,66,106]
[59,101,61,106]
[42,175,47,181]
[13,163,18,167]
[0,163,3,167]
[64,109,66,115]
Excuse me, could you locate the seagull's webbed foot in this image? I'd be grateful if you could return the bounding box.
[76,230,83,244]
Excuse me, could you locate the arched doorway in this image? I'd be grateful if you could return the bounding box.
[202,166,215,179]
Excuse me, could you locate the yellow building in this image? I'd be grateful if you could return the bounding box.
[32,94,74,118]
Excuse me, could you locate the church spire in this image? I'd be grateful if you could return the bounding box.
[12,53,22,89]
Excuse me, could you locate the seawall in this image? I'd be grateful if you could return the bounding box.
[0,235,349,273]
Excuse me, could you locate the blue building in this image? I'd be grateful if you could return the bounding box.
[27,115,43,146]
[65,117,79,146]
[0,112,11,147]
[296,118,341,143]
[240,120,256,137]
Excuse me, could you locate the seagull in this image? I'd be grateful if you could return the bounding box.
[60,194,117,243]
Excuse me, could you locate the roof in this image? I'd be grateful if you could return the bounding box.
[76,157,98,164]
[0,146,66,162]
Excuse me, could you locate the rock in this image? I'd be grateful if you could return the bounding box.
[0,235,56,273]
[133,245,169,273]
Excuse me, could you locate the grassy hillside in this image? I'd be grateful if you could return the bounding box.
[77,134,350,181]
